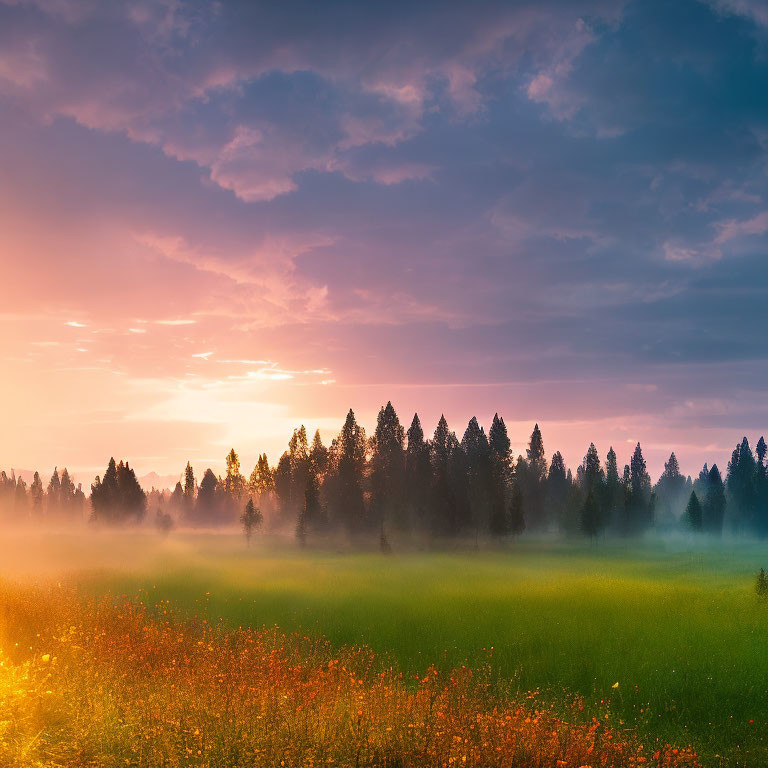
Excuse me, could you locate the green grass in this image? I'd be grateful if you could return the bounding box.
[4,531,768,764]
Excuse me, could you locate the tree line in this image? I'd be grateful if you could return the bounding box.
[2,404,768,544]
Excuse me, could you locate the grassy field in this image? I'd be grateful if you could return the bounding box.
[1,531,767,765]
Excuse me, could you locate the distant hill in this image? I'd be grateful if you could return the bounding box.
[4,468,179,493]
[138,472,181,492]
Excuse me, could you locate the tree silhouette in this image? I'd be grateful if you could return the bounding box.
[241,498,262,546]
[685,491,703,531]
[370,402,405,549]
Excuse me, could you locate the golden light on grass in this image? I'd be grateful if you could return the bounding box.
[0,580,698,767]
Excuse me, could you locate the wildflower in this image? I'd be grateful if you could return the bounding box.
[41,654,50,663]
[611,682,619,689]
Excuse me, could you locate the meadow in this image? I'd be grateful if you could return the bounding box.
[1,531,767,765]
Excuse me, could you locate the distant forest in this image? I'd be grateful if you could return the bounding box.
[2,404,767,544]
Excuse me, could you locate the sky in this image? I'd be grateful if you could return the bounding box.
[2,0,768,487]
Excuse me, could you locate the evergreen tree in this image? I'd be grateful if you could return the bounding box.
[604,447,622,530]
[90,459,117,521]
[578,444,606,537]
[46,467,61,516]
[703,464,726,535]
[430,415,459,536]
[30,471,44,515]
[546,451,569,530]
[183,462,196,518]
[224,448,246,510]
[59,468,75,515]
[654,452,687,526]
[581,489,602,539]
[14,476,27,517]
[116,461,147,523]
[404,414,432,532]
[300,469,322,541]
[521,424,548,530]
[685,491,703,531]
[562,470,583,535]
[461,417,492,542]
[726,437,757,532]
[169,481,184,516]
[91,458,146,525]
[154,507,174,536]
[370,402,405,548]
[295,504,307,548]
[195,468,222,526]
[249,454,274,497]
[447,431,472,534]
[288,426,310,519]
[488,414,511,536]
[309,431,328,478]
[508,481,525,538]
[623,443,653,534]
[692,463,710,503]
[756,436,768,536]
[326,409,367,534]
[273,452,293,526]
[184,462,195,497]
[240,498,262,546]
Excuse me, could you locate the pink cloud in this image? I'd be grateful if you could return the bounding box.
[714,209,768,244]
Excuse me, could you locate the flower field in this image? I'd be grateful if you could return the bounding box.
[0,580,699,768]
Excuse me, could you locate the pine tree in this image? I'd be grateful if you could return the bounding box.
[521,424,548,530]
[488,414,511,536]
[225,449,246,503]
[59,468,75,516]
[274,452,293,526]
[155,507,174,536]
[405,414,432,532]
[685,491,703,531]
[30,471,44,515]
[370,402,405,547]
[46,467,61,516]
[309,431,328,477]
[726,438,757,532]
[326,409,367,534]
[623,443,653,534]
[508,481,525,538]
[91,458,146,525]
[756,436,768,536]
[604,447,622,530]
[195,468,221,526]
[14,476,27,517]
[169,481,184,515]
[241,498,262,546]
[116,461,147,523]
[301,469,322,539]
[430,415,459,536]
[184,462,195,497]
[462,417,492,543]
[183,462,196,519]
[288,426,310,518]
[703,464,726,535]
[655,452,687,526]
[581,489,602,539]
[546,452,570,530]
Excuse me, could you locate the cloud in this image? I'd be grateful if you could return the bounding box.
[714,209,768,244]
[0,0,625,201]
[2,0,768,479]
[663,240,722,265]
[525,18,597,120]
[706,0,768,27]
